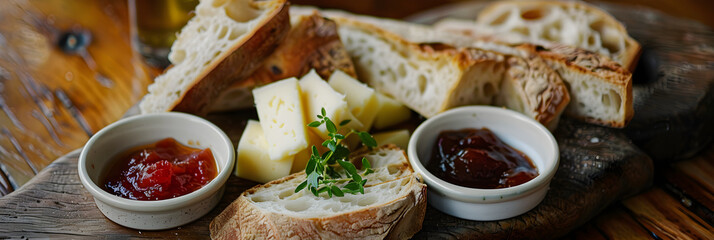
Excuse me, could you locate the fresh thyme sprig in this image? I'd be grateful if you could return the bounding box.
[294,108,377,198]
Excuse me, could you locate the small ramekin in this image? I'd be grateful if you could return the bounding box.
[78,112,234,230]
[407,106,559,221]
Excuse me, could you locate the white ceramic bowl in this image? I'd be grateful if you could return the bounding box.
[78,112,234,230]
[407,106,559,221]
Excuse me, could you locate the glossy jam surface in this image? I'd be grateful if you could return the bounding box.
[102,138,217,201]
[426,128,538,189]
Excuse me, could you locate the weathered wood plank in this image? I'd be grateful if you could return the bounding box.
[622,188,714,239]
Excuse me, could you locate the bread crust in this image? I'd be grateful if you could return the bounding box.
[170,0,291,115]
[524,44,634,127]
[210,12,357,112]
[499,49,570,130]
[210,146,427,239]
[477,0,641,71]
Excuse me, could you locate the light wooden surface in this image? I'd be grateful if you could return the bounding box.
[0,0,713,239]
[0,0,156,193]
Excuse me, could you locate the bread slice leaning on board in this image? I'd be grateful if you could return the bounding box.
[139,0,290,115]
[210,145,427,240]
[210,11,358,112]
[456,0,641,71]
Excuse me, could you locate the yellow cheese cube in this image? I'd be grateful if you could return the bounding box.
[252,78,309,161]
[328,70,379,131]
[299,70,363,139]
[235,120,293,183]
[373,93,412,129]
[372,129,411,150]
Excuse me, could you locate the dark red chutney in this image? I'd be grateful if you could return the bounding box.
[426,128,538,189]
[102,138,218,201]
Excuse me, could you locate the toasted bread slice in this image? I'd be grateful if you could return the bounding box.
[210,12,357,112]
[452,0,641,71]
[139,0,290,115]
[210,145,427,240]
[333,17,506,118]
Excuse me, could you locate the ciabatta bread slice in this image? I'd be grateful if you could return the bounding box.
[334,17,506,118]
[139,0,290,115]
[210,11,357,112]
[359,12,631,128]
[444,0,641,71]
[520,44,633,127]
[210,145,427,240]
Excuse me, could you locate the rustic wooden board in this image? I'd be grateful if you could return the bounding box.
[0,113,652,239]
[1,0,713,239]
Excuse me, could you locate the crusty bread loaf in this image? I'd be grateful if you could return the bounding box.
[333,17,506,118]
[344,10,631,128]
[290,9,568,129]
[139,0,290,115]
[439,0,641,71]
[520,44,633,127]
[210,11,357,112]
[210,145,427,240]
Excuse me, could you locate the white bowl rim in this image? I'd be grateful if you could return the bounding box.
[78,112,235,212]
[407,106,559,203]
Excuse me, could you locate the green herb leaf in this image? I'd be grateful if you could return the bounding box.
[331,145,350,162]
[321,107,327,117]
[307,172,320,189]
[307,121,321,128]
[361,157,371,169]
[334,133,345,140]
[331,186,344,197]
[339,119,351,126]
[325,118,337,133]
[343,182,361,191]
[338,160,359,177]
[311,146,319,157]
[295,180,308,193]
[305,158,316,175]
[359,131,377,148]
[326,141,337,152]
[310,186,318,196]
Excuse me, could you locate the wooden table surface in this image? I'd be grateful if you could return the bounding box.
[0,0,712,239]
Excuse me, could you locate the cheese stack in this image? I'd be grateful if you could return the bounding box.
[234,69,411,183]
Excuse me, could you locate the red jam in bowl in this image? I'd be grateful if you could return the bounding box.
[426,128,538,189]
[102,138,218,201]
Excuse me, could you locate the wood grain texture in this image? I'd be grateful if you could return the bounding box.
[0,0,155,192]
[623,188,714,239]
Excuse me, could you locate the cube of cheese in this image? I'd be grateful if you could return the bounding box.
[252,78,309,161]
[372,129,411,150]
[328,70,379,131]
[373,93,412,129]
[299,70,363,139]
[235,120,293,183]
